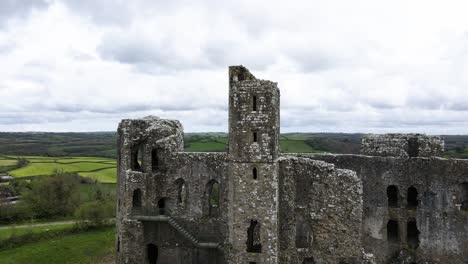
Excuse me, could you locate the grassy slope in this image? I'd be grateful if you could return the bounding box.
[3,156,117,183]
[0,228,115,264]
[0,224,74,241]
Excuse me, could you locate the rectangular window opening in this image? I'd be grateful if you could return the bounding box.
[252,95,257,111]
[253,132,258,143]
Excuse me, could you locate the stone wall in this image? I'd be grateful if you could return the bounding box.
[116,66,467,264]
[278,156,371,264]
[361,134,444,158]
[227,65,281,263]
[298,153,468,264]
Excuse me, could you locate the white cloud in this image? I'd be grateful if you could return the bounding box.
[1,0,468,134]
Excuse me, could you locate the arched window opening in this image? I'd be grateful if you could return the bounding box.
[175,179,186,205]
[132,189,142,208]
[407,219,420,249]
[157,198,166,215]
[206,180,220,216]
[207,180,220,216]
[303,257,316,264]
[147,243,158,264]
[253,131,258,143]
[387,185,399,208]
[246,220,262,253]
[296,221,312,248]
[131,144,143,171]
[407,186,418,208]
[253,167,258,180]
[408,138,419,157]
[461,182,468,211]
[151,149,159,172]
[252,95,257,111]
[387,219,399,242]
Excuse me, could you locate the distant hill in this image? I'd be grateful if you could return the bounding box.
[0,132,467,159]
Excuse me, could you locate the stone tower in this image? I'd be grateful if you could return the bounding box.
[227,66,280,263]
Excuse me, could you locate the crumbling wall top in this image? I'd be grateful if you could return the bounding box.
[361,133,444,158]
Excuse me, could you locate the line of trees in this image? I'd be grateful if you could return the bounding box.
[0,171,115,227]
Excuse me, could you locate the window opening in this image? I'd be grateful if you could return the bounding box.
[246,220,262,253]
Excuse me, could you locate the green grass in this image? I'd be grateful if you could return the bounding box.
[185,141,226,152]
[79,183,116,201]
[0,224,74,241]
[0,227,115,264]
[280,139,317,153]
[9,162,114,177]
[80,168,117,183]
[4,156,117,183]
[0,160,18,166]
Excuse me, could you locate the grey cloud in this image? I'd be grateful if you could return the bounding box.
[97,34,213,72]
[0,0,49,26]
[61,0,131,25]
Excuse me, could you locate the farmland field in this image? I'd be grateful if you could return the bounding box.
[0,223,75,241]
[0,227,115,264]
[1,156,117,183]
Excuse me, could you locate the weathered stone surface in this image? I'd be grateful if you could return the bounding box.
[361,134,444,158]
[116,66,466,264]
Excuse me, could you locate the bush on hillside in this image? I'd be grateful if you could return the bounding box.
[75,200,114,228]
[22,171,81,218]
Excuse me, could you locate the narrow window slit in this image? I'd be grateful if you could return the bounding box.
[387,219,399,242]
[252,95,257,111]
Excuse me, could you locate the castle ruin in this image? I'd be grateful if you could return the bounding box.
[116,66,468,264]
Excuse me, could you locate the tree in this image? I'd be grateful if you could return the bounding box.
[22,171,81,218]
[75,200,114,228]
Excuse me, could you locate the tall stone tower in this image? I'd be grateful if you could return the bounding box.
[227,66,280,263]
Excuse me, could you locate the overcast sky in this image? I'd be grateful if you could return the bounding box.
[1,0,468,134]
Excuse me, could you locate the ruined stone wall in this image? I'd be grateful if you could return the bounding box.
[227,66,281,263]
[278,156,371,264]
[117,117,230,264]
[142,152,228,264]
[296,153,468,264]
[116,116,184,264]
[361,134,444,158]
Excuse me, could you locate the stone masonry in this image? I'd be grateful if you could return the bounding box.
[116,66,468,264]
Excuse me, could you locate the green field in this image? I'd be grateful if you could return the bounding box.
[0,223,75,241]
[0,160,18,166]
[1,156,117,183]
[0,227,115,264]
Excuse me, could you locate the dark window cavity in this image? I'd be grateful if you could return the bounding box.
[207,180,220,216]
[387,185,399,208]
[175,178,186,205]
[461,182,468,211]
[252,95,257,111]
[253,131,258,143]
[387,219,399,242]
[117,238,120,252]
[253,167,258,180]
[151,149,159,172]
[303,258,316,264]
[296,221,312,248]
[132,189,142,208]
[246,220,262,253]
[157,198,166,215]
[408,137,419,157]
[147,243,158,264]
[407,186,418,208]
[407,219,420,248]
[130,144,143,171]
